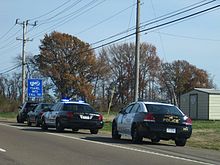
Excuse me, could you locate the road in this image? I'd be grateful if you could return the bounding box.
[0,121,219,165]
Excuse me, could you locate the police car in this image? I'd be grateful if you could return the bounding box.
[112,101,192,146]
[41,99,104,134]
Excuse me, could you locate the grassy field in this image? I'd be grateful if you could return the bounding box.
[1,112,220,151]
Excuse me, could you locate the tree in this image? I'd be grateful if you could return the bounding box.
[35,31,97,100]
[159,60,214,105]
[101,42,160,105]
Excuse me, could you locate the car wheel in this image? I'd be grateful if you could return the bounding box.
[175,138,187,146]
[112,122,121,139]
[131,125,143,144]
[17,115,23,123]
[35,117,40,127]
[16,115,20,123]
[151,137,160,143]
[41,118,48,131]
[72,128,79,133]
[56,119,64,132]
[90,129,98,134]
[27,117,32,126]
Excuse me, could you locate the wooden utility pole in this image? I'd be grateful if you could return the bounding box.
[134,0,140,102]
[16,19,36,104]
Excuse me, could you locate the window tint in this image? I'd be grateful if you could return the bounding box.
[63,104,95,113]
[130,103,140,113]
[145,104,183,116]
[125,105,134,114]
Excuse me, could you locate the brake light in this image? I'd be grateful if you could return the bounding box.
[144,113,155,122]
[67,112,74,119]
[98,114,103,121]
[185,117,192,126]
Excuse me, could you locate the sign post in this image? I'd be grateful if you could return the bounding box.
[27,79,43,98]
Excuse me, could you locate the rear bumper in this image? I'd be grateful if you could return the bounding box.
[60,119,104,130]
[139,122,192,140]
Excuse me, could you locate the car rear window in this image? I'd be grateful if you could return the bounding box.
[63,104,96,113]
[26,103,38,111]
[145,104,183,116]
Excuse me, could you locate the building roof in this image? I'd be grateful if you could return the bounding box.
[194,88,220,94]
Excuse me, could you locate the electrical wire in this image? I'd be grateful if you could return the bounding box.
[0,64,21,75]
[75,2,136,35]
[30,0,106,39]
[29,0,72,21]
[90,0,216,46]
[87,5,220,54]
[0,24,16,40]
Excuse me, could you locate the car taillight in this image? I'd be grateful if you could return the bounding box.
[67,112,74,119]
[144,113,155,122]
[184,117,192,126]
[98,114,103,121]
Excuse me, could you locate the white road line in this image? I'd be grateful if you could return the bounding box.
[0,123,215,165]
[46,132,215,165]
[0,148,6,152]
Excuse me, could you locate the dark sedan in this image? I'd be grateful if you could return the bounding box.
[112,101,192,146]
[41,100,104,134]
[27,103,53,126]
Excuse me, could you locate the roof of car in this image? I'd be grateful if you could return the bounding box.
[60,99,89,105]
[137,101,174,106]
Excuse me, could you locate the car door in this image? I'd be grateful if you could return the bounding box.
[119,104,134,134]
[50,103,63,126]
[123,103,140,134]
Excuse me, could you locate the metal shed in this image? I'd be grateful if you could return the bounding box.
[180,88,220,120]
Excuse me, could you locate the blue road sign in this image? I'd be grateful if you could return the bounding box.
[27,79,43,98]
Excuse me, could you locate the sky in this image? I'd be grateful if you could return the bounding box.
[0,0,220,88]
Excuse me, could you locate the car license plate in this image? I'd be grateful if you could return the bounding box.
[166,128,176,133]
[80,115,90,120]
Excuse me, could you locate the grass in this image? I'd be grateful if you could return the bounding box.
[1,112,220,151]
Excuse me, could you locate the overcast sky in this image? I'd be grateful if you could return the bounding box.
[0,0,220,88]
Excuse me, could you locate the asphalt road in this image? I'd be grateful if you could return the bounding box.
[0,121,219,165]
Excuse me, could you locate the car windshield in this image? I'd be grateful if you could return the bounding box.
[63,104,96,113]
[26,103,38,112]
[145,104,184,116]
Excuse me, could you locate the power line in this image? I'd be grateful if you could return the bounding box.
[76,2,137,35]
[88,5,220,52]
[154,32,220,42]
[0,24,16,40]
[0,64,21,75]
[90,0,216,46]
[30,0,106,39]
[29,0,72,21]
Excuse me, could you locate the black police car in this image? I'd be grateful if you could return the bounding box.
[112,101,192,146]
[41,100,104,134]
[27,103,53,126]
[17,102,38,123]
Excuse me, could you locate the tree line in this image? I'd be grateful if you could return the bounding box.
[0,31,214,112]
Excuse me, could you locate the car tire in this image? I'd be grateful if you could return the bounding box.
[90,129,98,134]
[56,119,64,132]
[175,138,187,146]
[41,118,48,131]
[17,115,24,123]
[151,137,160,143]
[131,125,143,144]
[112,122,121,139]
[27,117,31,126]
[16,115,20,123]
[35,117,40,127]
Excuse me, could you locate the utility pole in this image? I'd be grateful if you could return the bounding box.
[134,0,140,102]
[16,19,37,104]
